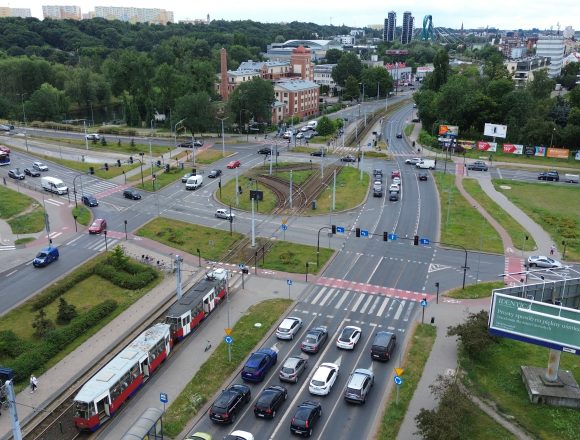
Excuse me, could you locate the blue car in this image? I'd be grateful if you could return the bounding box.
[241,348,277,382]
[33,246,59,267]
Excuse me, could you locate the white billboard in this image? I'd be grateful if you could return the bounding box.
[484,123,507,138]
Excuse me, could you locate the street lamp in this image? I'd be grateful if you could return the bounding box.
[138,153,145,187]
[83,119,89,150]
[550,127,555,147]
[20,93,29,152]
[174,118,186,148]
[149,119,155,178]
[316,226,332,267]
[216,115,228,157]
[89,100,94,127]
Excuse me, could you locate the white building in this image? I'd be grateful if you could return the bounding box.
[313,64,338,93]
[337,35,355,45]
[42,5,82,20]
[93,6,173,24]
[0,7,31,17]
[536,36,565,78]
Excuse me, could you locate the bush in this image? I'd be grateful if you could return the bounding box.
[447,311,499,360]
[0,330,31,357]
[94,263,157,289]
[56,297,78,324]
[32,268,94,310]
[32,309,54,338]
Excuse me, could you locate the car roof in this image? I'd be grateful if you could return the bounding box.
[280,317,300,328]
[283,356,304,367]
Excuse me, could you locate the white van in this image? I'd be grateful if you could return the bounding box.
[416,159,435,170]
[564,173,579,183]
[307,120,318,129]
[41,176,68,195]
[185,175,203,190]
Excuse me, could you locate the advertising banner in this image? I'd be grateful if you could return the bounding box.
[477,141,497,152]
[502,144,523,154]
[483,123,507,138]
[457,139,476,150]
[523,146,535,156]
[576,151,580,161]
[438,125,459,137]
[535,146,546,157]
[547,148,569,159]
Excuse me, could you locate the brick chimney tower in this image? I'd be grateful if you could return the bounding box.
[220,47,229,101]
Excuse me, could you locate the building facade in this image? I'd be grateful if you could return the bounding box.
[42,5,82,20]
[313,64,338,94]
[505,57,551,87]
[536,35,565,78]
[93,7,173,24]
[273,79,320,123]
[383,11,396,42]
[401,11,414,44]
[0,7,31,17]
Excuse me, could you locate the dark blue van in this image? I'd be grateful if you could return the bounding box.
[33,246,59,267]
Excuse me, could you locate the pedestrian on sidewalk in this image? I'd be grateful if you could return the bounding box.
[30,375,38,393]
[550,244,555,256]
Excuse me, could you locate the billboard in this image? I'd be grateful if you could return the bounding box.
[484,123,507,138]
[489,292,580,354]
[438,125,459,137]
[457,139,476,150]
[535,146,547,157]
[547,148,570,159]
[502,144,523,154]
[477,141,497,152]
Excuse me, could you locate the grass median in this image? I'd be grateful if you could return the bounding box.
[164,298,292,437]
[446,281,505,299]
[0,185,45,234]
[216,175,278,213]
[260,240,334,274]
[72,205,91,226]
[315,166,370,212]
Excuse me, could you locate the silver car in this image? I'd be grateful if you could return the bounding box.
[279,355,308,383]
[276,317,303,340]
[527,256,562,268]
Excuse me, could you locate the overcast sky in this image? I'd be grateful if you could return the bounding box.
[16,1,578,31]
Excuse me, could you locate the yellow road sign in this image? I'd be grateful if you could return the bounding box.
[282,218,288,225]
[225,328,232,335]
[395,368,404,376]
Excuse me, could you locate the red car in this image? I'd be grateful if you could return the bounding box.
[88,218,107,234]
[227,160,241,169]
[391,170,401,178]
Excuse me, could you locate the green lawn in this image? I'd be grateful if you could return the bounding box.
[259,240,334,274]
[163,299,292,437]
[494,179,580,260]
[0,185,35,218]
[273,169,315,186]
[434,173,504,253]
[455,397,518,440]
[72,205,91,226]
[316,166,370,212]
[461,339,580,440]
[447,281,505,299]
[216,175,278,213]
[379,324,437,439]
[462,178,536,252]
[134,166,184,191]
[0,185,45,234]
[8,209,45,234]
[135,217,245,261]
[36,135,175,157]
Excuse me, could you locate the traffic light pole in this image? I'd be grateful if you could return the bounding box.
[317,226,332,267]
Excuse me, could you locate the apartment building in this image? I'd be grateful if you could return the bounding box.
[536,35,565,77]
[93,6,173,24]
[42,5,82,20]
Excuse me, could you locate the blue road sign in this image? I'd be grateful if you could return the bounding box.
[238,263,245,269]
[224,336,233,345]
[336,226,345,234]
[160,392,168,403]
[420,238,430,245]
[287,279,293,286]
[394,376,403,385]
[388,233,397,240]
[367,142,372,147]
[420,299,428,308]
[360,230,369,237]
[281,224,288,231]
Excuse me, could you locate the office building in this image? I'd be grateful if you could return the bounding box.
[536,35,565,77]
[383,11,396,42]
[401,11,414,44]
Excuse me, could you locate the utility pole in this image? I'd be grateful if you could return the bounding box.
[332,169,336,211]
[289,170,293,209]
[175,255,183,300]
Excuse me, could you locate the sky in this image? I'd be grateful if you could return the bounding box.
[12,1,580,31]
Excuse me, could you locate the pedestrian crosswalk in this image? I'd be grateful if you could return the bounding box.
[84,237,120,252]
[81,178,121,198]
[297,285,419,323]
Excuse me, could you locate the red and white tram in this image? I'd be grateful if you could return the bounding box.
[73,323,171,431]
[165,268,228,342]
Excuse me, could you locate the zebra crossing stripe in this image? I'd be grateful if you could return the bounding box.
[335,290,350,309]
[351,293,365,312]
[318,288,335,307]
[403,302,415,322]
[393,300,406,320]
[311,287,327,305]
[368,296,382,315]
[359,295,374,314]
[376,297,390,316]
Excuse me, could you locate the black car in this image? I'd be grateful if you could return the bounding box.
[254,385,287,419]
[123,188,142,200]
[258,147,272,155]
[538,170,559,182]
[396,133,403,138]
[290,400,322,437]
[389,191,399,201]
[300,326,328,353]
[418,172,428,181]
[467,161,488,171]
[310,150,326,157]
[8,169,25,180]
[370,331,397,361]
[81,195,98,207]
[23,168,40,177]
[178,141,193,148]
[341,155,356,162]
[208,169,222,178]
[209,384,251,424]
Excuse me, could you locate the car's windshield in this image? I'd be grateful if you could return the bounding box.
[36,252,47,258]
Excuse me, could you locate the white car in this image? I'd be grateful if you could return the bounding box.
[32,161,48,171]
[215,209,235,220]
[224,431,254,440]
[389,183,400,193]
[527,255,562,269]
[392,177,401,185]
[309,362,339,396]
[85,133,100,140]
[405,157,422,165]
[276,317,303,340]
[336,325,362,350]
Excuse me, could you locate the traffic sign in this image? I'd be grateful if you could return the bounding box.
[388,233,397,241]
[394,376,403,385]
[287,279,293,286]
[225,328,232,335]
[282,218,288,225]
[238,263,245,269]
[367,142,372,147]
[336,226,345,234]
[281,224,288,231]
[420,298,428,307]
[420,238,430,245]
[395,368,405,376]
[224,336,233,344]
[160,392,168,403]
[360,229,369,237]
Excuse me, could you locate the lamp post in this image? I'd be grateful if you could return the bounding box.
[316,226,331,267]
[149,119,155,178]
[216,115,228,157]
[72,174,84,208]
[174,118,186,148]
[550,127,555,147]
[83,119,89,150]
[435,282,440,304]
[20,93,29,152]
[104,230,108,251]
[89,100,94,127]
[138,153,144,187]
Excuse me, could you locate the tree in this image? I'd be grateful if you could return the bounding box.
[32,308,54,338]
[332,52,363,87]
[56,297,78,325]
[361,66,393,98]
[325,48,342,64]
[342,75,360,101]
[425,49,449,92]
[174,91,214,137]
[447,310,498,360]
[569,86,580,109]
[25,83,68,121]
[549,96,570,127]
[317,116,334,136]
[227,78,274,127]
[527,69,555,100]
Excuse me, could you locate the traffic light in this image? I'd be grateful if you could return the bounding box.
[117,159,121,167]
[89,166,94,175]
[192,168,196,175]
[414,235,419,245]
[104,163,109,171]
[356,227,361,238]
[383,232,388,242]
[129,156,133,164]
[156,160,161,167]
[218,180,222,188]
[165,164,170,172]
[332,225,336,234]
[238,185,242,194]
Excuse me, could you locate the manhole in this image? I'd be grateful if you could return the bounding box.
[254,323,262,328]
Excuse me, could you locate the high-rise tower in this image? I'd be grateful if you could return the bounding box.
[401,11,414,44]
[383,11,396,42]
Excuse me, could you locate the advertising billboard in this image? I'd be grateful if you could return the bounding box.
[438,125,459,137]
[502,144,523,155]
[535,146,547,157]
[489,292,580,354]
[547,148,570,159]
[484,123,508,138]
[457,140,476,150]
[477,141,497,152]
